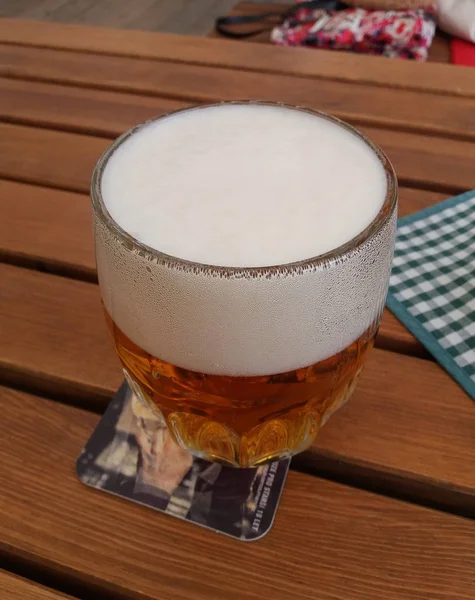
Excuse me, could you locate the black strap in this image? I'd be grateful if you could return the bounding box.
[215,1,347,39]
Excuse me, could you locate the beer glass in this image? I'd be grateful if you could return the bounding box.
[91,101,397,468]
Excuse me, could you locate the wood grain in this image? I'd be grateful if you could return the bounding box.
[1,119,473,196]
[0,264,120,405]
[0,78,471,193]
[0,181,95,280]
[1,77,473,195]
[1,79,471,197]
[0,77,187,137]
[1,17,474,598]
[0,179,443,357]
[1,263,474,512]
[0,570,74,600]
[0,123,108,192]
[2,44,475,142]
[397,187,447,218]
[0,181,445,277]
[1,385,475,600]
[427,32,452,64]
[0,17,473,97]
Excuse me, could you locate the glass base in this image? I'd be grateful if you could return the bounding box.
[124,367,362,468]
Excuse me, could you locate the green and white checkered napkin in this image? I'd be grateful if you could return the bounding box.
[386,189,475,400]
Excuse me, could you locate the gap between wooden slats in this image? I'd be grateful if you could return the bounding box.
[0,118,473,196]
[0,178,440,359]
[1,45,475,142]
[2,84,470,360]
[1,384,475,600]
[0,570,78,600]
[0,263,474,516]
[0,18,474,99]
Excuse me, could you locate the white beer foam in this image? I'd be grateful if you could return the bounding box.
[96,104,395,376]
[101,104,387,267]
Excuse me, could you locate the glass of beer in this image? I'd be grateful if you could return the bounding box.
[91,101,397,468]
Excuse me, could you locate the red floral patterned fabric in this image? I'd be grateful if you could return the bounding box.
[271,5,436,61]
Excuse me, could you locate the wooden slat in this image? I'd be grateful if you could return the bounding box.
[2,386,475,600]
[2,77,474,186]
[0,123,107,192]
[0,180,443,272]
[1,264,473,513]
[0,179,445,357]
[0,79,462,199]
[364,128,474,193]
[0,77,187,138]
[1,78,473,195]
[427,32,452,64]
[397,187,447,218]
[1,80,472,197]
[1,118,473,197]
[1,44,475,142]
[0,17,474,98]
[0,264,120,405]
[0,181,96,281]
[0,86,455,359]
[0,571,74,600]
[377,309,428,358]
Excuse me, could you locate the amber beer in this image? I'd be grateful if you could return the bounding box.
[92,102,397,468]
[106,312,377,467]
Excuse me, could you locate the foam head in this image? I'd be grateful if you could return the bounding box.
[94,103,396,376]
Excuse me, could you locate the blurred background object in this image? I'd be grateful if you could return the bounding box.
[0,0,240,34]
[3,0,472,68]
[437,0,475,43]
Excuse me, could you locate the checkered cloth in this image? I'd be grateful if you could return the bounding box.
[386,189,475,400]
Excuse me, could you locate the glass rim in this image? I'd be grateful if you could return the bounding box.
[91,100,398,275]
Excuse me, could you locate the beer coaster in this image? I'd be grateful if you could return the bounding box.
[76,382,290,541]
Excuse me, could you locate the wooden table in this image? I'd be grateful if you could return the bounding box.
[1,18,475,600]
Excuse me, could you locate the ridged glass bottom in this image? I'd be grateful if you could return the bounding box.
[111,312,376,467]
